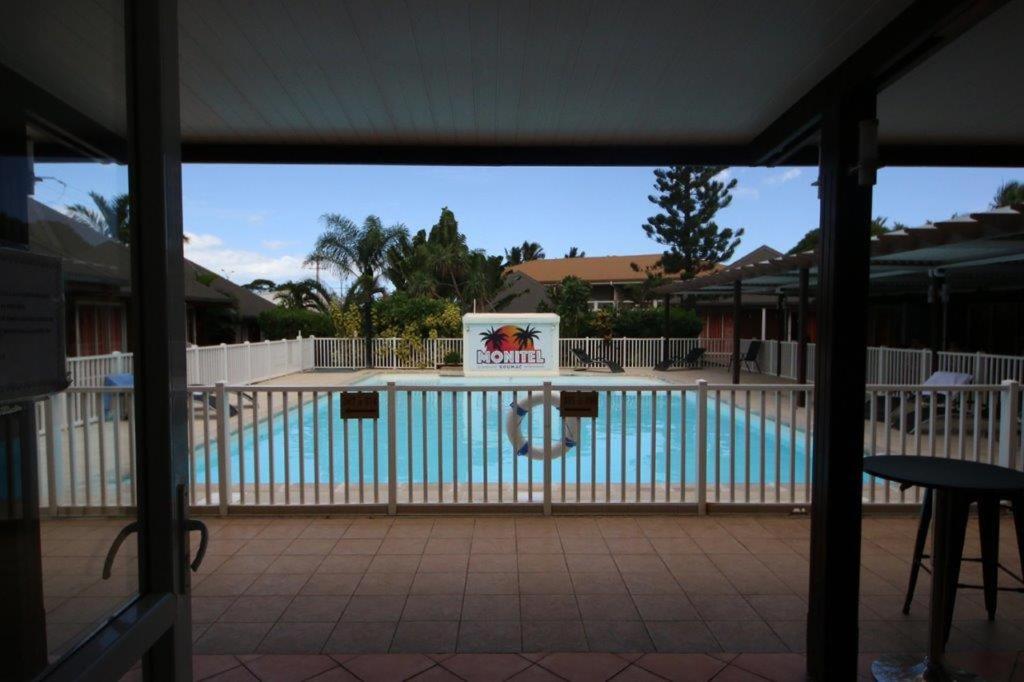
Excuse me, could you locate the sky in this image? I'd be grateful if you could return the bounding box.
[33,162,1021,293]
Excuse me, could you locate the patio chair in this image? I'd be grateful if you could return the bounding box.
[728,340,762,373]
[884,370,973,432]
[654,347,706,371]
[571,347,624,373]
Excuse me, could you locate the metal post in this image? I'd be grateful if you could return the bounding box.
[928,273,943,372]
[732,280,742,384]
[245,341,252,382]
[776,294,785,378]
[216,381,229,516]
[44,393,64,514]
[921,349,932,383]
[662,294,671,362]
[543,381,552,515]
[387,382,398,514]
[220,342,228,381]
[998,380,1021,469]
[806,88,875,680]
[797,267,809,407]
[697,380,708,515]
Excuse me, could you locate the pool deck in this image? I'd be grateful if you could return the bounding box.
[44,512,1024,678]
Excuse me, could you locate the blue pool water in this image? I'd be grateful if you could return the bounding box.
[193,374,810,487]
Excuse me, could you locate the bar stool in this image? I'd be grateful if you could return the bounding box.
[902,486,1024,618]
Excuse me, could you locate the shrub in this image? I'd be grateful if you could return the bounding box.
[258,307,334,339]
[609,307,701,338]
[443,350,462,365]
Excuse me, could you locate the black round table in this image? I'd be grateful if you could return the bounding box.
[863,456,1024,681]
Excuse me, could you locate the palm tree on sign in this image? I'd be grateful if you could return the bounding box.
[480,327,507,351]
[513,325,540,350]
[307,214,408,366]
[272,279,333,314]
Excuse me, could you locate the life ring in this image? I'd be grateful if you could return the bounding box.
[506,392,579,461]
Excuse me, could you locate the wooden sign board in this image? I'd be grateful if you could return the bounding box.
[559,391,599,418]
[340,391,379,419]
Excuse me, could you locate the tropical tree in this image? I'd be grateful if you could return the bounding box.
[67,191,130,243]
[306,214,408,365]
[641,166,743,280]
[624,269,668,308]
[993,180,1024,207]
[786,217,903,255]
[272,279,333,314]
[504,241,545,266]
[544,276,592,337]
[243,278,277,292]
[564,246,586,258]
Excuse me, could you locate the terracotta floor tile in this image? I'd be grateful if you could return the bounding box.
[284,539,338,556]
[410,572,467,595]
[440,653,532,680]
[332,539,383,556]
[193,655,243,681]
[456,621,524,653]
[561,537,610,554]
[730,653,807,682]
[566,554,619,573]
[465,572,519,595]
[408,665,462,681]
[610,664,665,681]
[507,664,565,681]
[341,595,408,622]
[471,538,517,554]
[244,652,336,678]
[468,554,518,573]
[244,573,310,597]
[402,594,463,621]
[519,572,574,595]
[632,594,698,622]
[306,666,360,681]
[577,594,640,621]
[281,595,349,623]
[538,652,630,681]
[195,623,274,655]
[342,653,434,680]
[378,537,428,555]
[462,595,521,621]
[521,594,580,621]
[192,597,237,623]
[635,653,729,681]
[689,595,757,621]
[419,554,469,573]
[570,572,629,595]
[355,572,415,596]
[518,554,568,573]
[203,666,259,681]
[517,537,564,554]
[583,621,655,652]
[219,596,292,623]
[706,621,788,653]
[325,622,397,653]
[645,622,720,653]
[300,573,362,596]
[425,537,472,554]
[391,621,459,653]
[317,555,373,574]
[606,538,657,555]
[521,621,588,652]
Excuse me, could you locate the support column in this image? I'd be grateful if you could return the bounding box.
[928,272,944,372]
[806,89,875,680]
[775,293,785,378]
[127,0,192,675]
[797,267,809,406]
[731,280,741,384]
[662,294,671,362]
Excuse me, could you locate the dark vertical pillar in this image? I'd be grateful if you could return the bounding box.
[126,0,192,677]
[928,273,943,371]
[732,280,741,384]
[363,303,374,368]
[775,293,785,377]
[797,267,809,406]
[806,89,875,680]
[662,294,671,361]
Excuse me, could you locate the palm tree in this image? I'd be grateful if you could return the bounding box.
[505,241,545,266]
[480,327,507,351]
[67,191,130,243]
[993,180,1024,207]
[272,279,333,314]
[306,214,408,366]
[564,246,586,258]
[513,324,540,349]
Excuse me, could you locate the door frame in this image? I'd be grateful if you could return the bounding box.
[38,0,193,679]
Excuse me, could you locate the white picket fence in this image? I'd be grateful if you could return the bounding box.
[35,379,1023,514]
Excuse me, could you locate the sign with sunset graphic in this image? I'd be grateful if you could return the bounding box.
[462,313,559,376]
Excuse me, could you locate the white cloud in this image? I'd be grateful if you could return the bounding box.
[261,239,291,250]
[732,186,760,200]
[713,168,732,182]
[184,232,309,283]
[764,168,802,186]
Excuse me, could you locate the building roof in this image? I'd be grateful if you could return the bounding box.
[28,199,275,317]
[730,245,784,268]
[656,204,1024,298]
[486,272,553,314]
[507,254,665,285]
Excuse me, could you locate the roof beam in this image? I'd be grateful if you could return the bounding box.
[750,0,1011,166]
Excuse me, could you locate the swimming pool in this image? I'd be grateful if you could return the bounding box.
[193,373,810,495]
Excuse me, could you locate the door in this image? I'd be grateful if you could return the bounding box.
[0,1,196,679]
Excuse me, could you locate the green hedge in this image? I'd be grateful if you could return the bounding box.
[258,307,334,339]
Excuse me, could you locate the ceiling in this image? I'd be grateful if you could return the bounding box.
[2,0,1021,157]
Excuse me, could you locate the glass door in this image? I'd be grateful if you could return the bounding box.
[0,1,195,679]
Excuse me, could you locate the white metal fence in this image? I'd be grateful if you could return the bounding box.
[35,378,1023,514]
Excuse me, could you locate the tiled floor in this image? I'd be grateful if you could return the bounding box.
[115,651,1024,682]
[43,512,1024,667]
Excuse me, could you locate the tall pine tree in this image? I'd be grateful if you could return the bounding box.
[641,166,743,279]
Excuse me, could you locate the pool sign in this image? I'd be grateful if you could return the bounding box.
[463,313,559,376]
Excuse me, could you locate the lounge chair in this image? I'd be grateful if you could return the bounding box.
[728,340,762,373]
[654,347,706,371]
[571,347,624,373]
[878,370,973,432]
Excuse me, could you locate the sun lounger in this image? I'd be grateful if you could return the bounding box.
[654,347,706,371]
[572,347,624,373]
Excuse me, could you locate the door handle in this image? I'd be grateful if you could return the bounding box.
[186,518,209,572]
[102,521,140,579]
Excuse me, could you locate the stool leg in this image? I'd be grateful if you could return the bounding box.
[977,497,1001,620]
[903,487,933,615]
[1012,496,1024,579]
